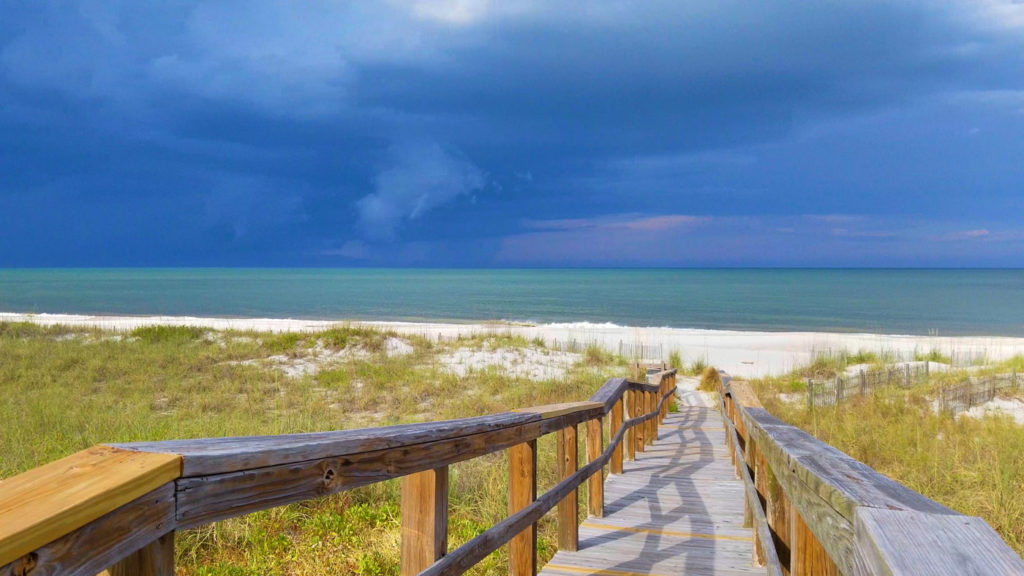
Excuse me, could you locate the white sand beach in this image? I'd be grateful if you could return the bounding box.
[4,312,1024,378]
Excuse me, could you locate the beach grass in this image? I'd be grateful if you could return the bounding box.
[753,365,1024,557]
[0,322,628,575]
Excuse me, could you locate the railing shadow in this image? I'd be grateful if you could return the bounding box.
[564,405,753,574]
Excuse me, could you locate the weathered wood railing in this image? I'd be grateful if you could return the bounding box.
[0,370,677,576]
[717,372,1024,576]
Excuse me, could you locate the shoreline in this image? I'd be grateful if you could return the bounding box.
[4,311,1024,378]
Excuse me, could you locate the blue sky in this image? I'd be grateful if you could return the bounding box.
[2,1,1023,267]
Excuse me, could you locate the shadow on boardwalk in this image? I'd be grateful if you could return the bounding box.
[540,406,764,576]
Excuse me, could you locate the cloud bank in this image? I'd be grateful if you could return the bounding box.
[1,1,1023,265]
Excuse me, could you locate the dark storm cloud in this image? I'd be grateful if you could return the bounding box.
[1,1,1023,266]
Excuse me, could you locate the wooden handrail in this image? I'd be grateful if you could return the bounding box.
[0,369,679,576]
[718,393,784,576]
[716,372,1024,576]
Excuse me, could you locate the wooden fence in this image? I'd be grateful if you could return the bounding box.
[937,372,1021,416]
[425,332,663,361]
[718,373,1024,575]
[807,364,929,408]
[809,365,1021,415]
[0,370,677,576]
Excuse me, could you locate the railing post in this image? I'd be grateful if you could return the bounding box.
[610,397,624,474]
[789,503,839,576]
[659,375,667,420]
[105,532,174,576]
[635,389,646,453]
[626,390,637,461]
[752,445,767,567]
[587,418,604,518]
[743,438,756,530]
[400,467,449,575]
[646,391,656,445]
[508,440,537,576]
[556,425,578,552]
[669,373,676,413]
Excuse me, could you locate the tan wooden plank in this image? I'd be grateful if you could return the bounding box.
[104,532,174,576]
[514,402,604,419]
[509,440,537,576]
[586,418,603,519]
[557,426,579,552]
[0,483,174,576]
[609,399,623,475]
[853,508,1024,575]
[0,446,181,567]
[625,390,636,461]
[401,467,449,575]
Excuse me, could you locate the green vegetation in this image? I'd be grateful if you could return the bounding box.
[687,357,708,376]
[752,359,1024,557]
[913,348,953,365]
[583,344,621,366]
[449,331,537,350]
[0,322,628,575]
[668,350,682,371]
[801,348,893,378]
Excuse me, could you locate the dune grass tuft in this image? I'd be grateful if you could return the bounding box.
[697,366,721,392]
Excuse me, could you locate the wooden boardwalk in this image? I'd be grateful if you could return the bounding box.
[540,405,766,576]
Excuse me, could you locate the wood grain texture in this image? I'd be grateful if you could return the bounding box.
[852,508,1024,576]
[175,417,549,528]
[508,441,537,576]
[586,418,603,519]
[514,402,604,419]
[627,382,661,394]
[789,503,838,576]
[610,398,623,474]
[627,390,638,459]
[401,467,448,575]
[112,412,539,477]
[0,484,175,576]
[634,390,646,453]
[0,446,181,567]
[588,378,629,413]
[645,392,656,446]
[722,400,784,576]
[104,532,174,576]
[762,462,791,574]
[556,426,579,552]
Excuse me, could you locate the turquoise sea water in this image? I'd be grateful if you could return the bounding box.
[1,268,1023,336]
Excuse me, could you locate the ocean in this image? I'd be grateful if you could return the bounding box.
[1,268,1023,336]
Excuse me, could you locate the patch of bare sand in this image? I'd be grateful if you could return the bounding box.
[439,347,581,380]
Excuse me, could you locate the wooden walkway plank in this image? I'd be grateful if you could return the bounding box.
[539,408,766,576]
